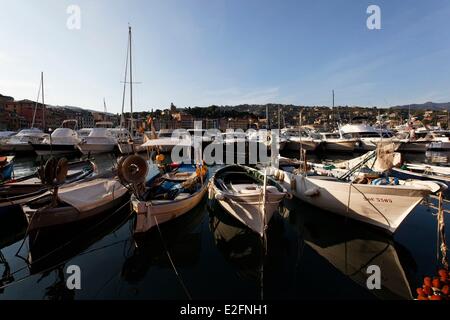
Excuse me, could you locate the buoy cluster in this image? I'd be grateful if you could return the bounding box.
[416,269,449,300]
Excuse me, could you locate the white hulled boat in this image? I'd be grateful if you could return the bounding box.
[0,129,48,153]
[31,120,81,156]
[77,128,117,155]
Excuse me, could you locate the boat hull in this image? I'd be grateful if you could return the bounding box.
[428,141,450,151]
[286,140,319,152]
[397,141,429,153]
[22,185,129,231]
[31,143,80,156]
[323,140,356,152]
[277,171,430,233]
[132,184,208,233]
[0,143,34,153]
[77,143,116,155]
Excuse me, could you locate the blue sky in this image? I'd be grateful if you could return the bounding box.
[1,0,450,113]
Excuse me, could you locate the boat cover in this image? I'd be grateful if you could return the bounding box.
[58,178,127,212]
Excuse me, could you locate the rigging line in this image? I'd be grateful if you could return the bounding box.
[31,76,42,129]
[350,183,391,228]
[8,200,133,281]
[153,215,193,300]
[120,31,130,126]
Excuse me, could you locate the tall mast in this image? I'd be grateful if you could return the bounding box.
[129,26,134,133]
[41,72,45,131]
[332,89,335,129]
[266,105,269,129]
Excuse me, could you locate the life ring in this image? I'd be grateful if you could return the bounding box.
[119,155,149,184]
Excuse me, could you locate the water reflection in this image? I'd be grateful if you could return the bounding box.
[23,203,132,300]
[121,200,205,284]
[284,198,416,300]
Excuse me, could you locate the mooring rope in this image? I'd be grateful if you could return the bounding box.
[152,215,193,300]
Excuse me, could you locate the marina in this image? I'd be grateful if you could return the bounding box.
[0,146,448,300]
[1,1,450,307]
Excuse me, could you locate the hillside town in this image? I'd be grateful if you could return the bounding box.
[1,93,449,132]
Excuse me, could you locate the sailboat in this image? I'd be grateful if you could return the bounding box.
[117,26,145,155]
[0,73,48,153]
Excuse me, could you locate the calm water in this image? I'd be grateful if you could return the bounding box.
[0,151,449,300]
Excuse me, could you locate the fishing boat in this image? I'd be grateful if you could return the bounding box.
[0,159,95,214]
[21,174,129,231]
[208,165,287,237]
[120,153,208,233]
[391,163,450,196]
[269,145,446,233]
[77,128,117,155]
[0,156,14,182]
[31,120,81,156]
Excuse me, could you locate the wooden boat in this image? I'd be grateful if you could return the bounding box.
[0,159,95,214]
[269,163,446,234]
[208,165,287,237]
[0,156,14,182]
[21,175,129,231]
[117,153,208,233]
[391,163,450,196]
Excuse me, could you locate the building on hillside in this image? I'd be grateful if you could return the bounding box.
[4,99,47,130]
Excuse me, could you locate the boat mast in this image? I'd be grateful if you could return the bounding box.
[120,28,130,129]
[41,72,45,131]
[129,26,134,135]
[266,105,269,129]
[332,89,335,129]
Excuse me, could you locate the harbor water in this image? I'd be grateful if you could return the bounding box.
[0,151,449,300]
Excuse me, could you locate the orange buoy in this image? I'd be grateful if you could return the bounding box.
[424,277,432,287]
[417,295,429,300]
[430,295,442,301]
[438,269,448,279]
[441,285,449,295]
[423,286,432,296]
[432,278,442,289]
[416,288,424,296]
